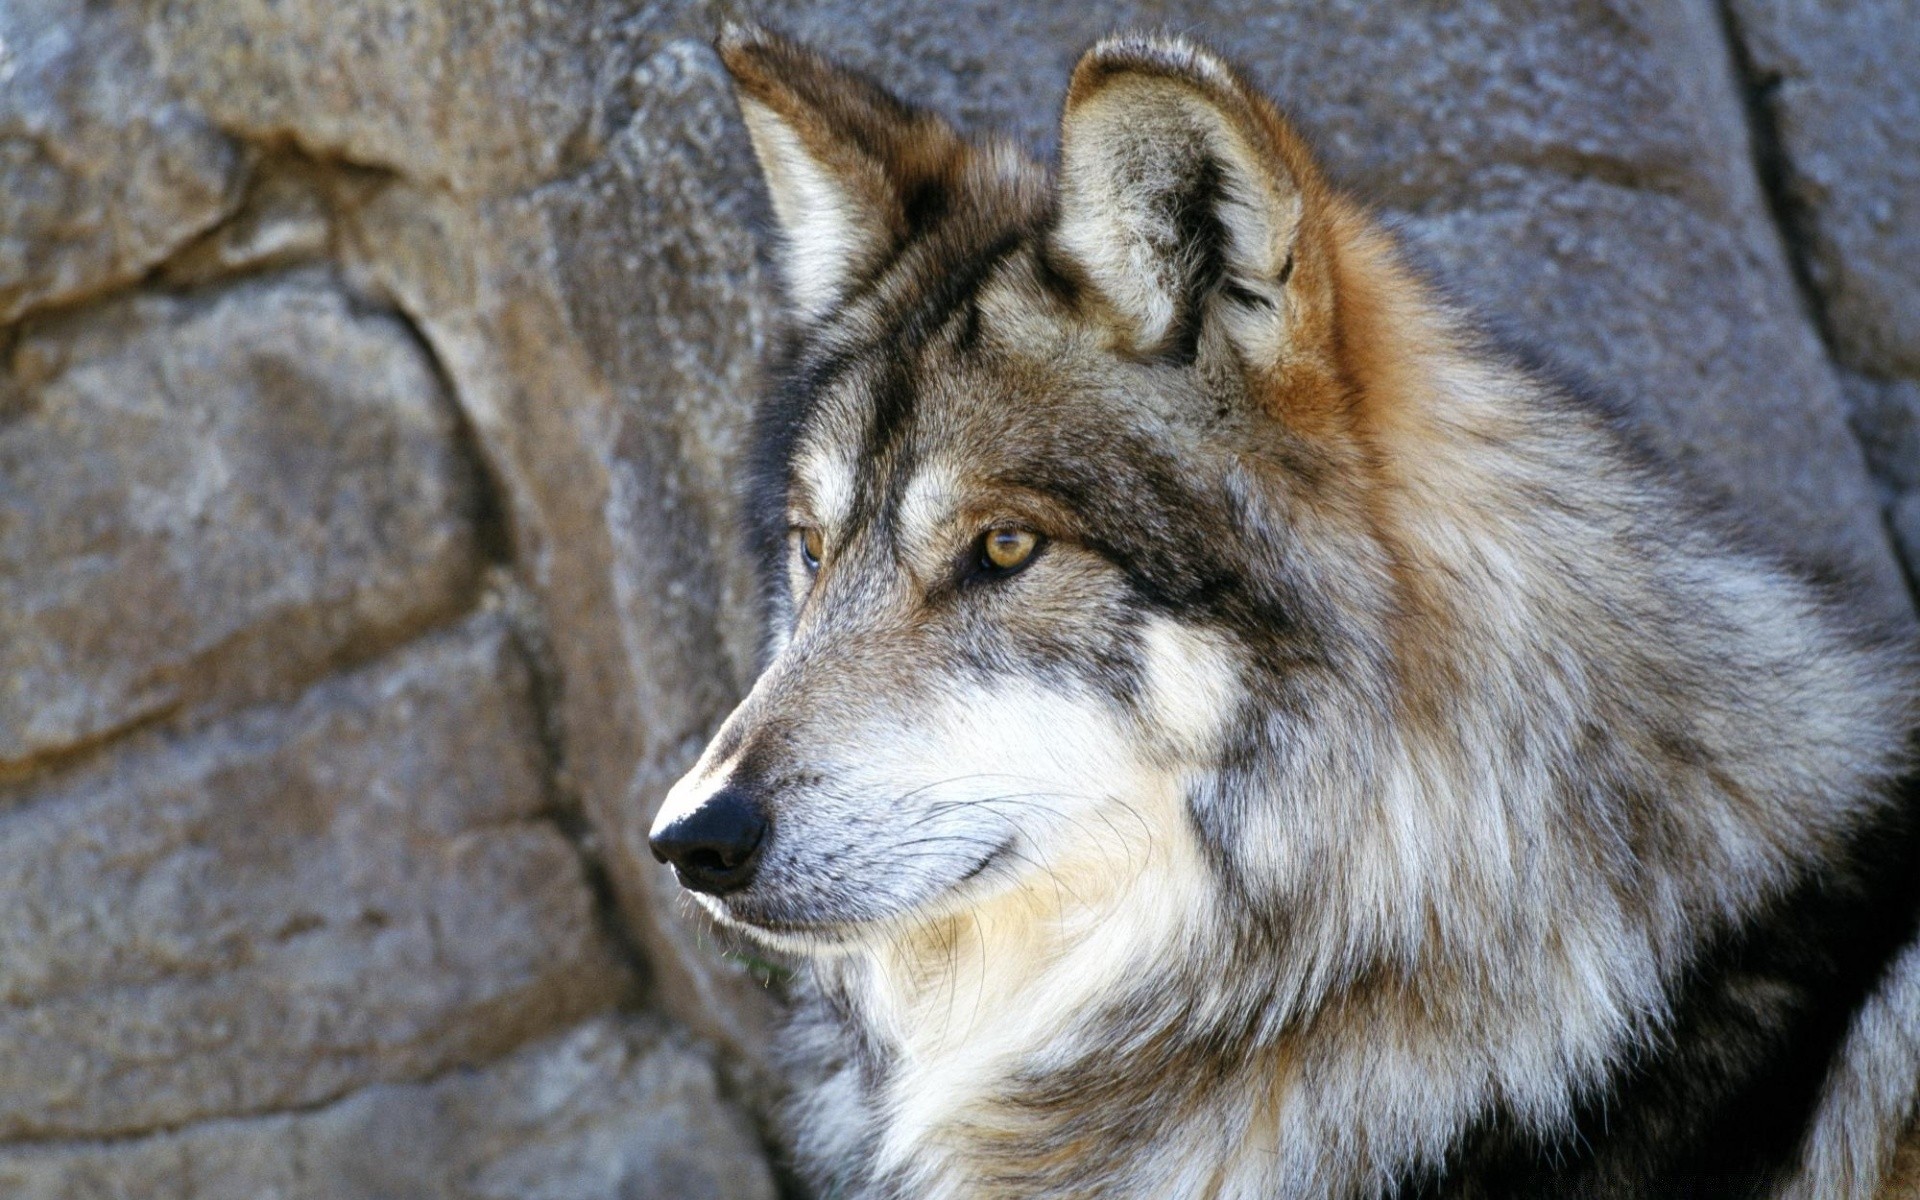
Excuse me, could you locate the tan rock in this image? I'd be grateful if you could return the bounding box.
[0,0,244,323]
[0,273,481,768]
[0,616,627,1138]
[157,163,333,288]
[0,1014,776,1200]
[143,0,623,196]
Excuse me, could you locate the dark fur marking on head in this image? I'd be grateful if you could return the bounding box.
[747,340,868,601]
[1030,228,1087,310]
[901,178,951,233]
[1153,151,1228,366]
[856,230,1029,481]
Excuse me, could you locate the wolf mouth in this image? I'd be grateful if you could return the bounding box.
[717,836,1016,941]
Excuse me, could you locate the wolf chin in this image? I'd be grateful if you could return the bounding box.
[649,24,1920,1199]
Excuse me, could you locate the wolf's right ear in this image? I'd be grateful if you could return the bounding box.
[718,23,966,321]
[1050,35,1336,375]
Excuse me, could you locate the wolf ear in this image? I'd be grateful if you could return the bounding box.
[1052,35,1331,369]
[718,23,966,320]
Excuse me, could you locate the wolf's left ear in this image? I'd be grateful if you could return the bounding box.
[718,23,967,321]
[1052,36,1333,370]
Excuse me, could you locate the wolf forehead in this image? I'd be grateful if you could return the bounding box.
[759,174,1166,503]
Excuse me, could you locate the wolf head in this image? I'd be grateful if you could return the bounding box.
[648,25,1910,1004]
[649,26,1370,947]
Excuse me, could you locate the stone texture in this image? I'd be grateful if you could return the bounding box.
[1892,494,1920,596]
[157,162,333,287]
[142,0,632,196]
[0,617,627,1139]
[1847,374,1920,497]
[331,39,784,1059]
[514,38,779,1042]
[1842,372,1920,600]
[0,0,245,322]
[1725,0,1920,380]
[0,273,480,768]
[0,1014,777,1200]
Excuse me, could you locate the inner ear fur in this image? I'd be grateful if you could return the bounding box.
[717,22,969,320]
[1052,34,1339,378]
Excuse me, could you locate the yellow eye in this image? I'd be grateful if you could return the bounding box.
[797,526,824,572]
[982,527,1040,573]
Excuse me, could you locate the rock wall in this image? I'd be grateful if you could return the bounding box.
[0,0,1913,1195]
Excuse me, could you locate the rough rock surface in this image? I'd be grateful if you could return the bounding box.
[0,0,244,322]
[1724,0,1920,381]
[0,274,480,768]
[328,37,784,1056]
[0,617,626,1139]
[157,163,334,287]
[143,0,627,196]
[1848,375,1920,498]
[1893,494,1920,593]
[1723,0,1920,602]
[0,1015,777,1200]
[0,0,1913,1192]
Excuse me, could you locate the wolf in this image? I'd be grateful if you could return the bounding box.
[648,23,1920,1199]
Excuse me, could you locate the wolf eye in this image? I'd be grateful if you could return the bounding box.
[795,525,824,572]
[980,527,1041,575]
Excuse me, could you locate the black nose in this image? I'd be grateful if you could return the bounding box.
[649,787,769,896]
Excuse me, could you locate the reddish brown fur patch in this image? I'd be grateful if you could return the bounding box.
[1321,197,1478,712]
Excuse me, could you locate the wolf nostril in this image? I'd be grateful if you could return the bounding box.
[686,846,745,873]
[648,786,770,896]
